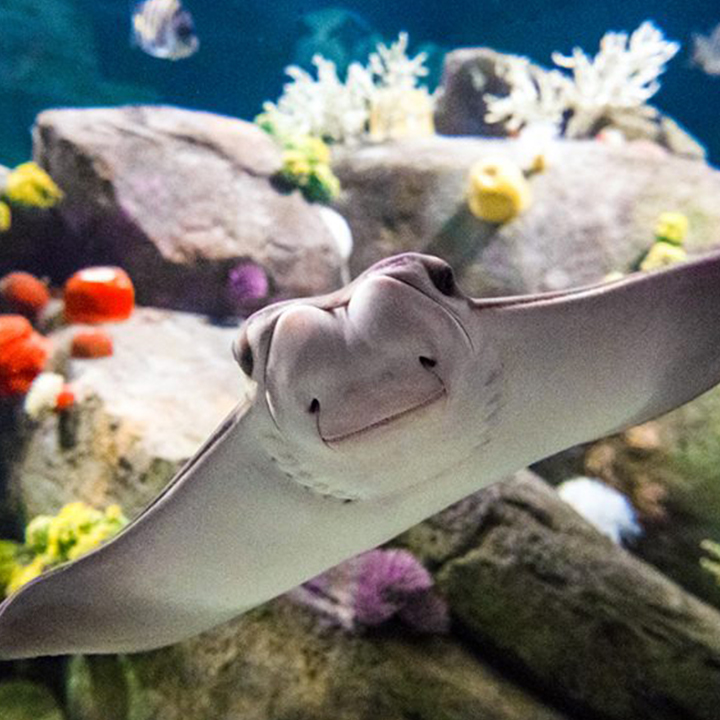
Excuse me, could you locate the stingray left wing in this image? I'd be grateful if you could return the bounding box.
[475,252,720,466]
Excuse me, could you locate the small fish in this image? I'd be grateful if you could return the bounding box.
[692,24,720,76]
[130,0,199,61]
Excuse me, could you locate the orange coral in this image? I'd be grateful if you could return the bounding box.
[0,272,50,317]
[0,315,51,396]
[64,267,135,324]
[71,330,113,359]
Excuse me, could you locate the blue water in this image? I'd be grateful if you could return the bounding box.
[2,0,720,163]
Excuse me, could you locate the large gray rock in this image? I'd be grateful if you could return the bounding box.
[8,308,250,520]
[433,48,516,137]
[66,596,570,720]
[333,136,720,293]
[430,473,720,720]
[31,106,344,315]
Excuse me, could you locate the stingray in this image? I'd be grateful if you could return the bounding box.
[2,251,720,659]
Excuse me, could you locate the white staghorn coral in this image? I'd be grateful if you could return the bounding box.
[261,33,432,144]
[485,58,570,132]
[368,32,429,90]
[486,21,679,139]
[261,56,373,143]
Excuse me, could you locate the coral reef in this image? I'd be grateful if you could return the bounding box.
[486,21,679,139]
[0,161,63,232]
[261,33,433,144]
[64,267,135,324]
[0,201,10,232]
[292,548,449,634]
[274,134,340,203]
[557,476,641,545]
[0,315,51,396]
[23,372,66,419]
[639,211,690,271]
[226,261,270,313]
[0,272,50,317]
[4,502,128,596]
[654,211,689,245]
[466,156,532,223]
[3,162,63,208]
[70,330,114,359]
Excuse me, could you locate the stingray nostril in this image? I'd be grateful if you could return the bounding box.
[419,356,437,370]
[235,335,254,378]
[308,398,320,414]
[426,262,456,296]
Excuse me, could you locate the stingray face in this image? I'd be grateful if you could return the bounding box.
[234,255,503,501]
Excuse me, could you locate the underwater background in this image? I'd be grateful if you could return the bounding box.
[3,1,720,718]
[2,0,720,165]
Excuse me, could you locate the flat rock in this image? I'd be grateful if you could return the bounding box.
[333,136,720,293]
[30,106,344,315]
[7,308,250,519]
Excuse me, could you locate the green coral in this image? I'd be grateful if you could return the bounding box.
[3,502,128,596]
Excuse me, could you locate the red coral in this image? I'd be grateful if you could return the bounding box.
[71,330,113,359]
[64,267,135,324]
[0,272,50,317]
[0,315,51,396]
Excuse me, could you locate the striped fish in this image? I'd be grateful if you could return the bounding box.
[131,0,199,60]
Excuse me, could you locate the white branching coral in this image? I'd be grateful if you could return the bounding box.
[485,59,571,132]
[368,32,429,90]
[261,33,432,143]
[486,21,679,138]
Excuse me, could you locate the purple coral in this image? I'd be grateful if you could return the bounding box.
[290,548,449,634]
[226,261,269,310]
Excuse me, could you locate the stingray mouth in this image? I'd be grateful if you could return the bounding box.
[317,383,447,445]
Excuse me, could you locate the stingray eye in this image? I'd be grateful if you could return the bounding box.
[234,335,254,378]
[426,262,456,296]
[308,398,320,414]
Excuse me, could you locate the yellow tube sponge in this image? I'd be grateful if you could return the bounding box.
[654,211,688,246]
[0,201,10,232]
[467,157,532,223]
[5,162,63,208]
[639,241,687,272]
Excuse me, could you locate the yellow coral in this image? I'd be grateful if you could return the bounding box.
[4,502,128,595]
[654,211,688,246]
[467,157,532,223]
[639,242,687,272]
[279,134,339,203]
[0,201,10,231]
[4,162,63,208]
